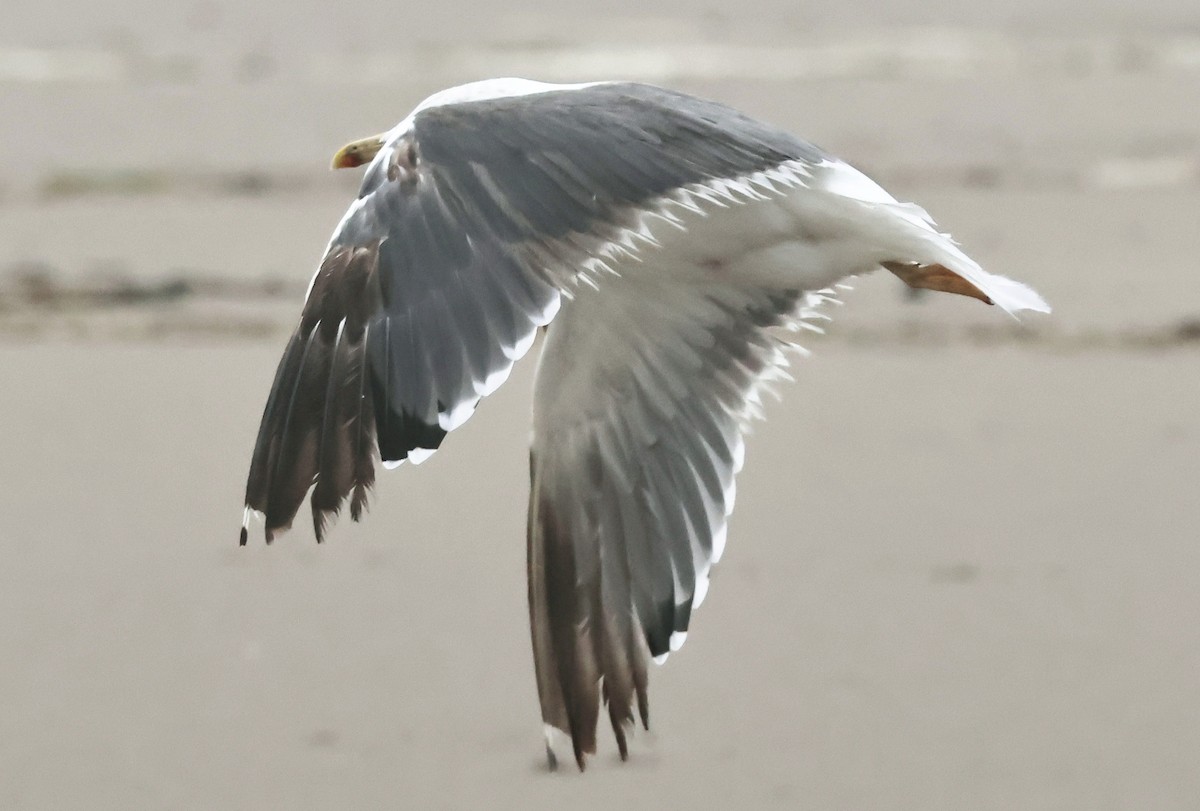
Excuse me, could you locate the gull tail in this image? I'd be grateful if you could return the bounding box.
[812,159,1051,317]
[874,205,1051,317]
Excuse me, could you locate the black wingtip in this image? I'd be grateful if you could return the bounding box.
[350,488,368,523]
[239,526,248,547]
[638,695,650,731]
[615,724,629,762]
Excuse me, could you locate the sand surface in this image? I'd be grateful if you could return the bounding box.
[2,1,1199,808]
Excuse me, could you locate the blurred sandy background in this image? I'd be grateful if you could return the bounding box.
[2,1,1199,808]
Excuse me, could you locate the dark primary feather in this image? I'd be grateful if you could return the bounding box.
[528,275,802,768]
[243,244,382,542]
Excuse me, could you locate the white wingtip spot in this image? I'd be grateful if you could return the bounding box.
[381,458,406,470]
[408,447,436,465]
[477,362,514,396]
[693,575,711,608]
[241,506,263,529]
[711,522,728,563]
[438,398,478,431]
[652,652,669,666]
[542,723,572,759]
[535,293,562,326]
[669,630,688,652]
[504,328,537,362]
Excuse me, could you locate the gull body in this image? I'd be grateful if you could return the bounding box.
[242,78,1049,769]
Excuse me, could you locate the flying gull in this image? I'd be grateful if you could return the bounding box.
[239,78,1049,769]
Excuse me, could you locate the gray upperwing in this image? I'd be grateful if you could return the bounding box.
[412,82,830,245]
[243,118,562,542]
[244,81,826,542]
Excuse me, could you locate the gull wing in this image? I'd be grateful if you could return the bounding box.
[527,271,814,768]
[241,82,830,542]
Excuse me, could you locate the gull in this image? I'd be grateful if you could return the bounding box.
[238,78,1049,769]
